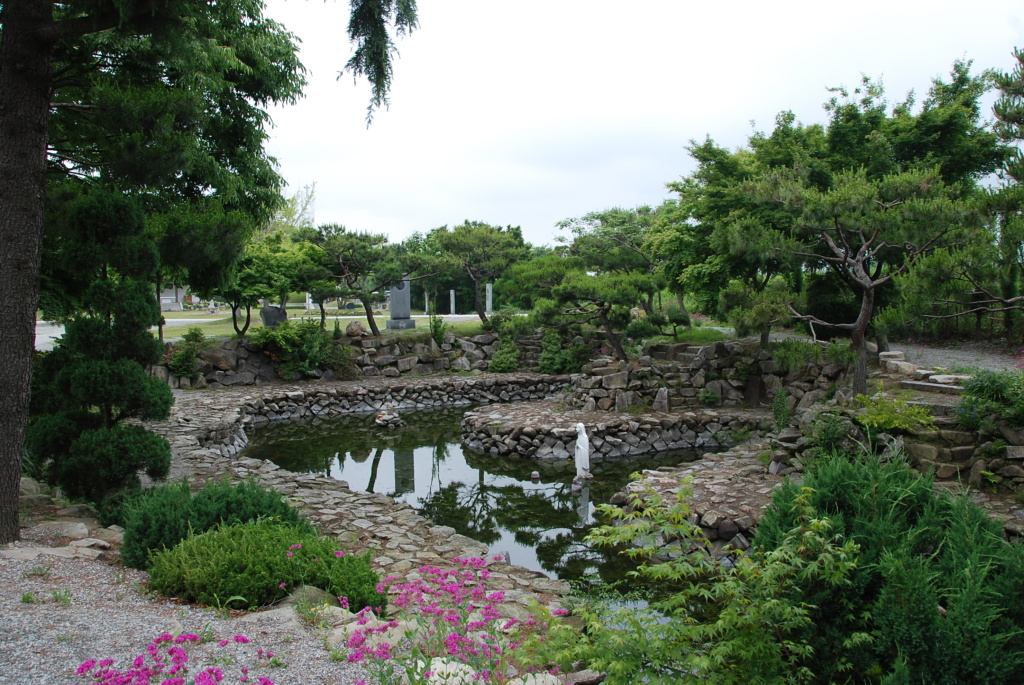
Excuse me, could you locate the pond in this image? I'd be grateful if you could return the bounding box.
[242,406,707,584]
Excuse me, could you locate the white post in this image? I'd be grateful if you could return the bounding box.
[424,291,430,316]
[485,283,493,315]
[450,289,456,315]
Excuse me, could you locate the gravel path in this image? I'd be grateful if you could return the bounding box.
[0,530,372,685]
[892,340,1023,374]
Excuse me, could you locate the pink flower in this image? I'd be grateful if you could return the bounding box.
[233,635,250,644]
[278,583,286,589]
[286,552,293,558]
[288,543,302,550]
[334,550,346,558]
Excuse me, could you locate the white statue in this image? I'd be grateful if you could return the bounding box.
[575,422,591,480]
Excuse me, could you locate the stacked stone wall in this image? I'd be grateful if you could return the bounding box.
[565,340,850,413]
[154,331,545,388]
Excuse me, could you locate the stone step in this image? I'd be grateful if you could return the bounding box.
[906,400,956,417]
[899,380,964,396]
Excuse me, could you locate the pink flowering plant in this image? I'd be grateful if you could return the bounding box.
[74,631,278,685]
[345,556,553,684]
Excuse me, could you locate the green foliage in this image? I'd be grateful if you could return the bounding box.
[771,339,823,373]
[854,395,935,435]
[121,479,312,570]
[809,412,853,454]
[249,320,355,379]
[162,327,210,379]
[537,329,591,375]
[148,520,382,611]
[624,318,661,340]
[772,388,793,431]
[428,313,448,346]
[487,335,521,373]
[529,482,862,685]
[753,453,1024,684]
[697,388,719,406]
[952,395,1001,432]
[953,369,1024,430]
[49,424,170,503]
[824,339,857,370]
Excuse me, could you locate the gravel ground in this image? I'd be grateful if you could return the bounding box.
[0,529,372,685]
[892,340,1023,373]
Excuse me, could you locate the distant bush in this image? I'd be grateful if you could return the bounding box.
[148,520,383,611]
[537,329,591,375]
[249,320,355,379]
[488,334,521,373]
[121,479,311,570]
[161,327,211,379]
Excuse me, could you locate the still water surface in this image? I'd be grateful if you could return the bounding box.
[243,406,705,583]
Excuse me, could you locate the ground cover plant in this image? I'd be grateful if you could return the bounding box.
[953,369,1024,431]
[148,519,382,611]
[526,452,1024,684]
[120,479,312,570]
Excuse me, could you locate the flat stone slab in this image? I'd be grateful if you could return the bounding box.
[899,380,964,395]
[0,545,103,561]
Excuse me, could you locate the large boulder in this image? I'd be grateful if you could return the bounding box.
[200,347,237,371]
[346,320,369,337]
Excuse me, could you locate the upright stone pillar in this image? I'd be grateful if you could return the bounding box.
[424,291,430,316]
[485,283,493,315]
[450,289,456,315]
[386,275,416,330]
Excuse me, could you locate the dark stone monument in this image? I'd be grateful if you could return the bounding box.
[259,304,287,329]
[386,276,416,330]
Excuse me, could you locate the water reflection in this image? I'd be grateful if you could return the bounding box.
[242,407,701,583]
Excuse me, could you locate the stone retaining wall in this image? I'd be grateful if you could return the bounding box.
[460,401,773,460]
[565,340,850,412]
[155,332,546,388]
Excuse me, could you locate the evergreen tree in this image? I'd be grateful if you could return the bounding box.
[27,186,173,503]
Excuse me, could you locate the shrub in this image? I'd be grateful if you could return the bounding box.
[49,424,170,502]
[249,320,355,379]
[953,395,1001,432]
[428,313,448,347]
[752,453,1024,684]
[771,339,823,373]
[854,394,935,435]
[772,388,793,431]
[624,318,661,340]
[161,327,210,379]
[824,339,857,370]
[121,478,312,570]
[488,335,521,373]
[148,519,382,611]
[808,412,853,454]
[537,329,591,375]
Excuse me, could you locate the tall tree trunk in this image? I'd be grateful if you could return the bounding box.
[851,288,875,396]
[597,308,628,362]
[361,297,380,336]
[0,0,56,543]
[318,301,326,329]
[155,272,164,343]
[473,279,488,324]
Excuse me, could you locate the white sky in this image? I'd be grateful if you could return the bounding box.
[262,0,1024,248]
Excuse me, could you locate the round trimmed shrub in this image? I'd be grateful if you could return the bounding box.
[121,478,312,570]
[148,520,383,611]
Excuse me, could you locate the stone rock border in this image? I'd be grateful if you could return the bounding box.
[461,401,773,460]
